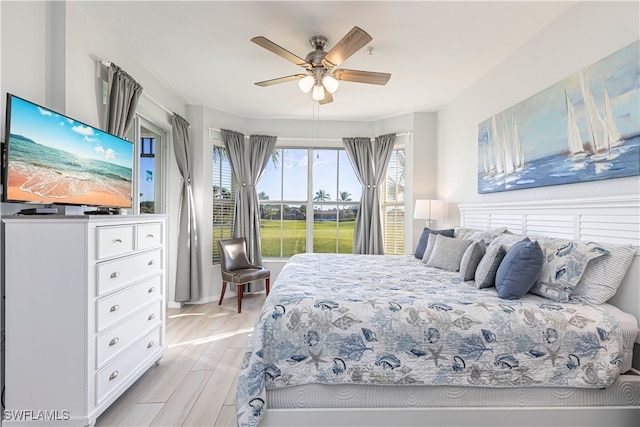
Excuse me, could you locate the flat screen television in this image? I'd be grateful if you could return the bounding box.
[2,94,134,208]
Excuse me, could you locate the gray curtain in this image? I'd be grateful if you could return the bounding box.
[172,114,201,302]
[103,63,143,138]
[221,130,277,272]
[343,133,396,255]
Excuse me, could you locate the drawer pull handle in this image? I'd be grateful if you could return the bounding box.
[148,287,155,293]
[147,341,155,349]
[110,304,119,312]
[147,234,155,238]
[148,260,155,266]
[109,337,119,346]
[148,314,155,321]
[109,371,119,381]
[110,272,120,279]
[114,238,123,243]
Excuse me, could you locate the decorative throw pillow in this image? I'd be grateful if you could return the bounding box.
[465,227,509,245]
[488,234,529,252]
[474,244,507,289]
[414,228,455,259]
[426,235,472,272]
[529,237,609,302]
[569,243,636,305]
[459,240,486,281]
[454,227,480,239]
[495,239,544,300]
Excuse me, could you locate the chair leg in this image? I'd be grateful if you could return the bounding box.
[219,281,227,305]
[265,277,270,296]
[237,284,244,313]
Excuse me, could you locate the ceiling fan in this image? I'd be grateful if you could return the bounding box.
[251,26,391,105]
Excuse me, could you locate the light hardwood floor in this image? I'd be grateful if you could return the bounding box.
[96,293,264,427]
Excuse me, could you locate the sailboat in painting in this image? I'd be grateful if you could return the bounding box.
[564,89,588,161]
[512,115,525,170]
[481,111,525,183]
[579,70,624,162]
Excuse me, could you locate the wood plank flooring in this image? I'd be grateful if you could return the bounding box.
[95,293,264,427]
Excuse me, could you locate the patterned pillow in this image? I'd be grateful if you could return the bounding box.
[414,228,455,259]
[454,226,480,239]
[529,237,609,302]
[465,227,509,245]
[495,239,544,300]
[475,244,507,289]
[488,234,529,251]
[459,240,486,281]
[426,234,472,272]
[569,243,636,304]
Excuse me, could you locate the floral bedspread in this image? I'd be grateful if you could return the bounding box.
[236,254,627,427]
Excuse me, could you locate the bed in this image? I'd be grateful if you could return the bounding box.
[236,196,640,427]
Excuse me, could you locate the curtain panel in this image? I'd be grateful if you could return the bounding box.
[103,63,143,138]
[221,130,277,282]
[172,114,202,302]
[343,133,396,255]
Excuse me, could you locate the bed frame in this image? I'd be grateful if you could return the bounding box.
[260,195,640,427]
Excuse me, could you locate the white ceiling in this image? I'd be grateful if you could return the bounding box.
[76,1,576,121]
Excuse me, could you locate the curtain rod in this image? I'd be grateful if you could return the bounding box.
[208,127,411,140]
[99,59,174,117]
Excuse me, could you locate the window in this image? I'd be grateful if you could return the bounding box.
[212,146,235,263]
[221,143,404,260]
[312,149,360,254]
[124,117,167,214]
[257,147,361,257]
[381,147,405,254]
[258,148,308,258]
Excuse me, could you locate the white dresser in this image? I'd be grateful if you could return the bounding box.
[2,215,168,426]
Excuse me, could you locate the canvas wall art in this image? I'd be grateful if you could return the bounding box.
[477,40,640,194]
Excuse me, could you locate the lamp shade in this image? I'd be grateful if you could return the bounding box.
[414,199,444,222]
[311,84,325,101]
[322,75,339,93]
[298,75,315,93]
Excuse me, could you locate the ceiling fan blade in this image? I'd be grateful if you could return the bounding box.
[333,69,391,85]
[323,26,372,68]
[255,74,307,87]
[319,88,333,105]
[251,36,310,69]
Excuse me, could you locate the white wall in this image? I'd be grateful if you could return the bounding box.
[438,1,640,227]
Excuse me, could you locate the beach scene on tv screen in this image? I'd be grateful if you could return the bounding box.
[6,97,133,207]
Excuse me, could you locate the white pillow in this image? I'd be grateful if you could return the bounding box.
[569,243,636,304]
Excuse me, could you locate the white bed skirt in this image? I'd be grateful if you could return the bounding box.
[262,406,639,427]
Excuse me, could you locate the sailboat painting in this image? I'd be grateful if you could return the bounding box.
[478,40,640,194]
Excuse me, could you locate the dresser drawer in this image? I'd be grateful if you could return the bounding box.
[96,275,162,332]
[96,299,162,368]
[97,248,162,296]
[96,327,162,405]
[137,222,163,250]
[96,225,135,260]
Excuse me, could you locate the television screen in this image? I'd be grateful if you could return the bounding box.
[2,94,134,208]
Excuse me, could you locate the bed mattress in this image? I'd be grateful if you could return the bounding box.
[267,370,640,409]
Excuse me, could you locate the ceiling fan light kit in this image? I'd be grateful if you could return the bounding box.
[251,26,391,104]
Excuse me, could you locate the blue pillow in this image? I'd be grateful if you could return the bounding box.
[495,238,544,300]
[414,228,454,259]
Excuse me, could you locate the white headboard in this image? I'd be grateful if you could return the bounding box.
[458,195,640,342]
